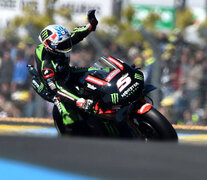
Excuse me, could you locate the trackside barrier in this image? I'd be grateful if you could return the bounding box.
[1,118,207,131]
[0,118,54,124]
[173,124,207,131]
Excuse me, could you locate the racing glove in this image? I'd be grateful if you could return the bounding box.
[76,98,93,111]
[88,9,98,31]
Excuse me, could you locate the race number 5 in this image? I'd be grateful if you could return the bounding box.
[116,73,131,92]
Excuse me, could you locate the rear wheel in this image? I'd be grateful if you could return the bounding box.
[135,107,178,141]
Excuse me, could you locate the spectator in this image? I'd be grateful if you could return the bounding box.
[185,53,203,104]
[0,51,14,99]
[200,59,207,109]
[11,50,29,92]
[0,29,206,124]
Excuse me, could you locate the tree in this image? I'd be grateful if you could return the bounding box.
[100,5,145,48]
[142,12,160,32]
[175,8,194,30]
[100,5,162,48]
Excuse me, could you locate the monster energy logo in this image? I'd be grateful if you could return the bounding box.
[37,83,44,93]
[111,93,119,104]
[41,30,49,41]
[134,73,144,81]
[32,79,44,93]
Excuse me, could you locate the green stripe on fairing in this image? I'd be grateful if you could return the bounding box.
[55,82,80,100]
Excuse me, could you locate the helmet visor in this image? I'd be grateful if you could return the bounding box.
[56,38,72,53]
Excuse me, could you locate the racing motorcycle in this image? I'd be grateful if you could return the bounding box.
[29,56,178,141]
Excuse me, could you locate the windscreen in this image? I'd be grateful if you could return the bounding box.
[92,57,116,70]
[90,57,121,81]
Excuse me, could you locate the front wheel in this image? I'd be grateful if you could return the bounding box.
[134,107,178,141]
[52,106,67,135]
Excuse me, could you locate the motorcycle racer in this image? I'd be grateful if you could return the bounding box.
[29,10,98,130]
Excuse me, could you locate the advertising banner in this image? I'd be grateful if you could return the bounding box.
[0,0,44,28]
[54,0,112,24]
[0,0,113,28]
[132,5,175,30]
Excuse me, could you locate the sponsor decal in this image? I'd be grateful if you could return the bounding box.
[87,83,97,90]
[121,82,139,98]
[41,30,49,41]
[48,81,56,90]
[111,93,119,104]
[107,56,124,70]
[37,83,44,93]
[105,68,120,82]
[54,99,63,114]
[116,73,131,92]
[32,80,44,93]
[32,79,40,88]
[85,75,107,86]
[134,73,144,81]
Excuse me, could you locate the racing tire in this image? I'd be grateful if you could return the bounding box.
[136,107,178,141]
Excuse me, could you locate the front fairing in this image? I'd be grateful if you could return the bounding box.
[79,57,144,108]
[101,64,144,107]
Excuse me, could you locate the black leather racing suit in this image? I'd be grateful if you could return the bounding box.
[32,25,94,125]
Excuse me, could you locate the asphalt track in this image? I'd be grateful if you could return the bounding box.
[1,118,207,179]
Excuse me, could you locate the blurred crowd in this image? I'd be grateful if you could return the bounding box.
[0,29,207,125]
[0,40,36,117]
[129,29,207,125]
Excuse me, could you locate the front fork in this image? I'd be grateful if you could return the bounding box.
[127,96,153,138]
